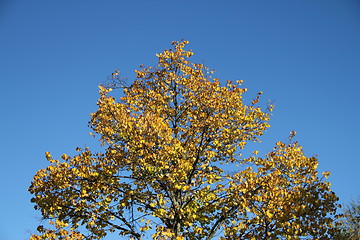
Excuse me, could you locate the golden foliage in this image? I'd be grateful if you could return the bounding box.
[29,41,339,239]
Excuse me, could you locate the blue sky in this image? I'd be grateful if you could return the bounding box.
[1,1,359,239]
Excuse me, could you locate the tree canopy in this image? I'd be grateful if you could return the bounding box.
[336,198,360,239]
[29,40,340,239]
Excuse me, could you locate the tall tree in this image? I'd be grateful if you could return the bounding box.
[29,41,340,239]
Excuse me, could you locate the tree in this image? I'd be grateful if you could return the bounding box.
[29,40,340,239]
[336,198,360,239]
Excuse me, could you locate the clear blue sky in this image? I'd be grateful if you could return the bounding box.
[1,1,359,239]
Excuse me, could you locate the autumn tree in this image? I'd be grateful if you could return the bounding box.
[335,198,360,239]
[29,41,340,239]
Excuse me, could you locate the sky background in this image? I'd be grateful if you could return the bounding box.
[1,0,359,239]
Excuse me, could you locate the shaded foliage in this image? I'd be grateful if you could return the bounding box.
[336,198,360,239]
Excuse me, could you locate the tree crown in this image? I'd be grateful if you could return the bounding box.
[29,40,340,240]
